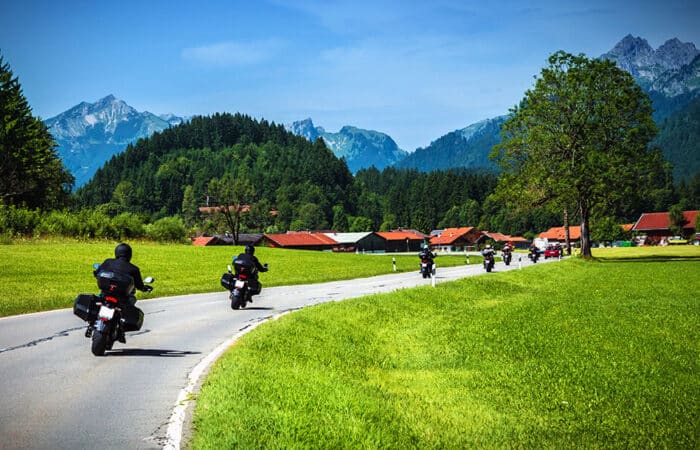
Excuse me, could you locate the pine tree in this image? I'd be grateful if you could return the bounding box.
[0,52,74,208]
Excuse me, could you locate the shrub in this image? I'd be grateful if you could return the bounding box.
[112,213,145,239]
[145,216,187,242]
[0,204,41,236]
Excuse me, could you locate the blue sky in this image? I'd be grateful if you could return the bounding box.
[2,0,699,151]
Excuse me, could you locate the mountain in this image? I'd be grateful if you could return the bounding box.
[285,118,407,173]
[601,35,700,120]
[395,117,505,172]
[45,95,184,187]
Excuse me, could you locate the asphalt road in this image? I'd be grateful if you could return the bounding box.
[0,254,551,449]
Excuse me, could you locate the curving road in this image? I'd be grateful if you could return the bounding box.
[0,255,552,449]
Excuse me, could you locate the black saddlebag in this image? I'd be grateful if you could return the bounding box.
[221,272,235,290]
[120,305,144,332]
[73,294,99,322]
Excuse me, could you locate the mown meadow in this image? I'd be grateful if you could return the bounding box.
[190,246,700,449]
[0,238,471,317]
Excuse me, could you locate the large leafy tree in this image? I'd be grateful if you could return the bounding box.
[491,51,662,258]
[0,53,73,208]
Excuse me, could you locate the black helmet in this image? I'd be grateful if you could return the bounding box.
[115,243,132,261]
[245,244,255,255]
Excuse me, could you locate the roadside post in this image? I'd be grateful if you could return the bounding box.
[392,257,397,272]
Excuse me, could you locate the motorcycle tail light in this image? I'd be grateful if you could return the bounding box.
[238,274,248,280]
[105,295,118,304]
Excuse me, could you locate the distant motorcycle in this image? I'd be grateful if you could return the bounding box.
[502,249,512,266]
[483,252,495,272]
[221,262,268,309]
[528,247,540,263]
[74,264,154,356]
[419,257,435,278]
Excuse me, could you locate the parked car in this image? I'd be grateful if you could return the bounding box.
[544,244,561,259]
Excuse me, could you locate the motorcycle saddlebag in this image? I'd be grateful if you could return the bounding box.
[73,294,99,322]
[221,272,235,290]
[120,305,144,332]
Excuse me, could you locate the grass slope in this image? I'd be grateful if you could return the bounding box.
[191,249,700,448]
[0,239,470,317]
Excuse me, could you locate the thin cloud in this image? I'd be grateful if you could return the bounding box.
[181,40,282,66]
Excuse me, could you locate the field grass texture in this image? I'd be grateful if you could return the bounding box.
[191,249,700,448]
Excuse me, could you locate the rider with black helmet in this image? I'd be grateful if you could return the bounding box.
[232,244,268,298]
[95,243,151,342]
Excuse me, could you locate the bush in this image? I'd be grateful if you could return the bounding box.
[0,203,41,236]
[37,210,80,237]
[112,213,145,239]
[145,216,187,242]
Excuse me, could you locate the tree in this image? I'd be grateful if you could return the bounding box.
[0,53,73,208]
[492,51,660,258]
[206,175,255,243]
[668,204,687,237]
[332,205,349,231]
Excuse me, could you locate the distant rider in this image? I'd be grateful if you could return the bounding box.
[232,245,268,300]
[481,244,495,259]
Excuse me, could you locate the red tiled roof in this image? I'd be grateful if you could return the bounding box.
[376,231,425,241]
[633,210,698,231]
[191,236,215,246]
[264,232,338,247]
[539,226,582,240]
[430,227,477,245]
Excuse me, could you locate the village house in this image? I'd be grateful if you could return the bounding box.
[632,210,698,244]
[429,227,483,252]
[376,230,427,252]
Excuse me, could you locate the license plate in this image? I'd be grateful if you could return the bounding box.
[235,280,245,289]
[98,305,115,320]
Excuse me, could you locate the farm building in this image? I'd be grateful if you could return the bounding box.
[632,210,698,244]
[430,227,483,252]
[322,232,386,253]
[377,230,427,252]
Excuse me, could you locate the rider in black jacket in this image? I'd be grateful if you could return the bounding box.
[233,245,268,297]
[95,243,151,342]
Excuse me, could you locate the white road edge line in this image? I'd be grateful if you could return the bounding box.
[163,311,291,450]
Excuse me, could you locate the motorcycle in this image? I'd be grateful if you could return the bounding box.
[419,258,435,278]
[482,252,495,272]
[502,250,512,266]
[73,264,154,356]
[221,262,268,310]
[528,247,540,263]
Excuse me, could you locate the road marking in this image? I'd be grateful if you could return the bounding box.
[163,311,290,450]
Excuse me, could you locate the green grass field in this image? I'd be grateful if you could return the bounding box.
[0,238,471,317]
[190,246,700,448]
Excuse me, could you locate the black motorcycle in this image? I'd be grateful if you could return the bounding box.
[221,262,268,309]
[502,250,512,266]
[528,247,540,263]
[74,265,154,356]
[483,252,495,272]
[419,257,435,278]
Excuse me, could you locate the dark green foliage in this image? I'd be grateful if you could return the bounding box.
[0,53,74,208]
[76,113,355,231]
[653,96,700,182]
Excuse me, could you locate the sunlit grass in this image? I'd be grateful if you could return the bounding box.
[191,249,700,448]
[0,238,470,317]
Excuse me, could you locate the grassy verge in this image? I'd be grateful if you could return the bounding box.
[0,238,471,317]
[191,248,700,448]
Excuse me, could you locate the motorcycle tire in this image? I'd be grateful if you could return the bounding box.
[91,329,108,356]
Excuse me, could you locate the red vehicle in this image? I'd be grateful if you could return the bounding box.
[544,244,562,259]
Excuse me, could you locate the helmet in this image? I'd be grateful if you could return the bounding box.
[245,244,255,255]
[485,244,491,249]
[115,243,132,262]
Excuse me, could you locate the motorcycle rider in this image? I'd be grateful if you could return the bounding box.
[418,244,435,273]
[502,242,513,263]
[529,243,539,261]
[94,243,151,342]
[232,244,268,300]
[482,244,495,259]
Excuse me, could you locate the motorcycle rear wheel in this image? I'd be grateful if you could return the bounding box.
[91,329,108,356]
